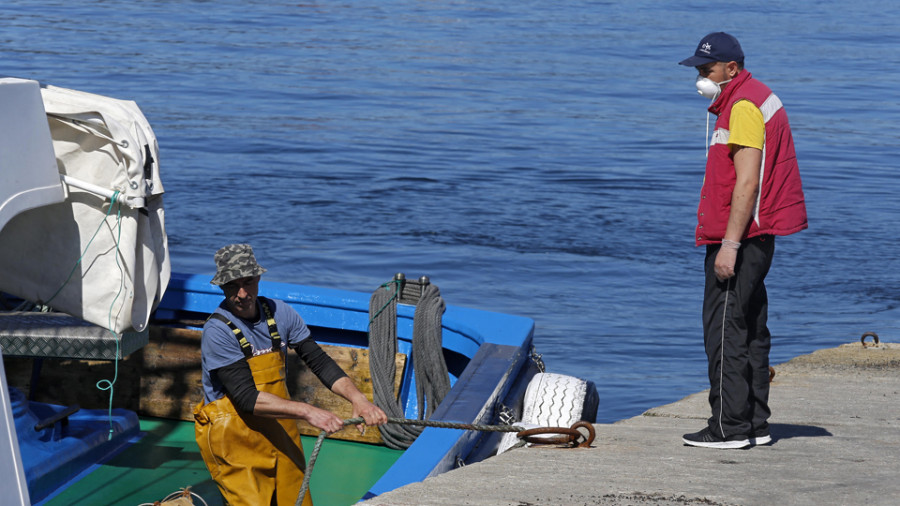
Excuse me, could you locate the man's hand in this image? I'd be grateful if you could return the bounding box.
[253,391,345,433]
[330,376,388,434]
[351,398,388,435]
[302,404,346,434]
[714,247,737,281]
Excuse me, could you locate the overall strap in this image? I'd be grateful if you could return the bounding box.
[207,312,253,359]
[206,298,283,359]
[259,297,283,351]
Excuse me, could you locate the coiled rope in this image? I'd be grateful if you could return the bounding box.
[296,417,526,506]
[368,279,450,450]
[412,283,451,420]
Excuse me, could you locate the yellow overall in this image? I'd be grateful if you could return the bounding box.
[194,304,313,506]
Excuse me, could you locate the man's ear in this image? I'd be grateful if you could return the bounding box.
[726,61,740,78]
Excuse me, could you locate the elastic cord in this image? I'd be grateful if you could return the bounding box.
[96,193,126,440]
[705,110,711,158]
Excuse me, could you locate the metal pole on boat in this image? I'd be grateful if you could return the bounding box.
[60,174,145,208]
[0,346,31,506]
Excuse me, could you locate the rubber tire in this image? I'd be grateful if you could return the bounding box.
[522,372,596,426]
[497,373,598,454]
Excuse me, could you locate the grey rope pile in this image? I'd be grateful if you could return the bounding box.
[411,283,451,420]
[368,280,450,450]
[296,417,526,506]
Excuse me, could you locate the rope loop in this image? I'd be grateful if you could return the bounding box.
[296,417,527,505]
[367,276,450,450]
[295,416,594,505]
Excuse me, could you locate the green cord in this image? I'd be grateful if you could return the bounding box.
[367,280,401,327]
[41,190,127,440]
[95,194,126,439]
[42,192,122,307]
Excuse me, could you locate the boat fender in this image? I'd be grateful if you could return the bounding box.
[497,372,599,454]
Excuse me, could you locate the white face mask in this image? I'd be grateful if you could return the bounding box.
[695,76,732,100]
[696,75,732,157]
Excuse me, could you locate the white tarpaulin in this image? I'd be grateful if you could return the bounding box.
[0,82,169,333]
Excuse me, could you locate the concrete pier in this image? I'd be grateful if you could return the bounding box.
[360,341,900,506]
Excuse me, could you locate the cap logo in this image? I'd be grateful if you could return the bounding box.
[700,42,712,55]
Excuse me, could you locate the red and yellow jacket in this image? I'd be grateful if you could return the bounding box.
[696,71,808,246]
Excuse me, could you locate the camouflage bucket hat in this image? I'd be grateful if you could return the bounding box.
[210,243,267,286]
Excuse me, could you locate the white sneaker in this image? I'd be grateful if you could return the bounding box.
[750,433,772,445]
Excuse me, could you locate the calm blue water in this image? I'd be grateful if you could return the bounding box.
[4,0,898,423]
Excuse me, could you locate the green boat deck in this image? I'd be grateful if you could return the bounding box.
[39,417,403,505]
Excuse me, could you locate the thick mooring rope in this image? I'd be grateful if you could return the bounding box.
[412,284,451,420]
[368,282,418,449]
[368,280,450,450]
[295,417,526,506]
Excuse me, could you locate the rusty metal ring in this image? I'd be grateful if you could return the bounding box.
[517,421,596,448]
[517,426,579,445]
[570,420,596,448]
[861,332,880,346]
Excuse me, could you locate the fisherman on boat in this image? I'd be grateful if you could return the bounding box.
[194,243,387,506]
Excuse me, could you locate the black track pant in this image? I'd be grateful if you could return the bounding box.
[702,235,775,439]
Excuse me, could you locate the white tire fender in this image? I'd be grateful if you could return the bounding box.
[497,372,598,454]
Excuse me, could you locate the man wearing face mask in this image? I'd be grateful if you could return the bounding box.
[678,32,807,449]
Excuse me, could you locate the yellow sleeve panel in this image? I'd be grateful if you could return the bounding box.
[728,99,765,150]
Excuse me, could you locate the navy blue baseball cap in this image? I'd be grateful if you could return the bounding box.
[678,32,744,66]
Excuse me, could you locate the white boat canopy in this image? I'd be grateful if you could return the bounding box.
[0,78,169,334]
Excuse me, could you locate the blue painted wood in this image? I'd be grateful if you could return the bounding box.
[159,272,531,361]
